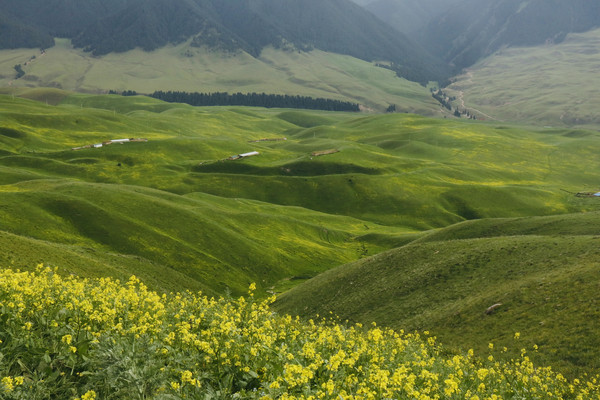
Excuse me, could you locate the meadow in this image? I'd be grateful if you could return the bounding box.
[0,39,440,114]
[445,28,600,128]
[1,90,600,388]
[275,211,600,377]
[1,266,599,399]
[2,91,600,290]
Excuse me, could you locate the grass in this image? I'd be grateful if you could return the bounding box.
[274,211,600,377]
[3,267,598,399]
[445,28,600,128]
[2,93,600,292]
[2,91,600,377]
[0,38,443,113]
[0,178,408,296]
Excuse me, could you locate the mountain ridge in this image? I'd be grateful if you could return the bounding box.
[419,0,600,72]
[0,0,448,83]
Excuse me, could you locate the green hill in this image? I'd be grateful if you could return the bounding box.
[2,90,600,376]
[0,92,418,295]
[274,212,600,376]
[0,179,411,296]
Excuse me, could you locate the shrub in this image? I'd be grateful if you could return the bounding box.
[0,266,598,399]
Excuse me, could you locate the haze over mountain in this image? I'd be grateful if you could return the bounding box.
[354,0,463,36]
[419,0,600,71]
[352,0,600,72]
[0,0,448,83]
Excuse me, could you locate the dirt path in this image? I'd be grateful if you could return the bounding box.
[453,71,501,121]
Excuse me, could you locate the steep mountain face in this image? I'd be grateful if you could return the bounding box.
[419,0,600,72]
[362,0,462,36]
[0,12,54,49]
[72,0,218,54]
[0,0,125,38]
[349,0,373,6]
[0,0,448,83]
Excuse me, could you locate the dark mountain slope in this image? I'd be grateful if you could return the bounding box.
[0,0,124,38]
[0,12,54,49]
[363,0,462,36]
[72,0,218,54]
[0,0,449,83]
[419,0,600,72]
[222,0,447,81]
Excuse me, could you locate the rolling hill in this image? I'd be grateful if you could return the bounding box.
[2,0,600,388]
[1,87,600,380]
[0,91,418,296]
[274,211,600,376]
[2,91,600,300]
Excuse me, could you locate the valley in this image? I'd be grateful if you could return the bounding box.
[1,0,600,396]
[2,90,600,379]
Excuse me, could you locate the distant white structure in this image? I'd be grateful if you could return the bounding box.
[228,151,260,160]
[71,138,147,151]
[239,151,260,158]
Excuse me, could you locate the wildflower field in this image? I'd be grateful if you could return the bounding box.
[1,267,598,400]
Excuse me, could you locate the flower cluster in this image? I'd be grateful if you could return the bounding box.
[0,266,598,399]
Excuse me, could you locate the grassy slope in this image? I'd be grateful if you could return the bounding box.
[1,179,409,295]
[2,91,600,375]
[274,212,600,376]
[0,92,418,295]
[0,38,441,114]
[445,28,600,128]
[5,91,600,229]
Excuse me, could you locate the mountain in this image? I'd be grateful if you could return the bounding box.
[0,0,448,83]
[0,12,54,49]
[361,0,462,36]
[349,0,373,5]
[0,39,443,113]
[419,0,600,72]
[0,0,127,39]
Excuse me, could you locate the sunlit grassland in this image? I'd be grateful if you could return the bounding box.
[2,90,600,380]
[1,267,599,399]
[2,92,600,297]
[0,177,409,296]
[446,28,600,128]
[0,38,442,113]
[275,211,600,377]
[0,93,417,295]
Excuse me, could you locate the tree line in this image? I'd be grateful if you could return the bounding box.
[13,64,25,79]
[148,90,360,112]
[431,89,477,120]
